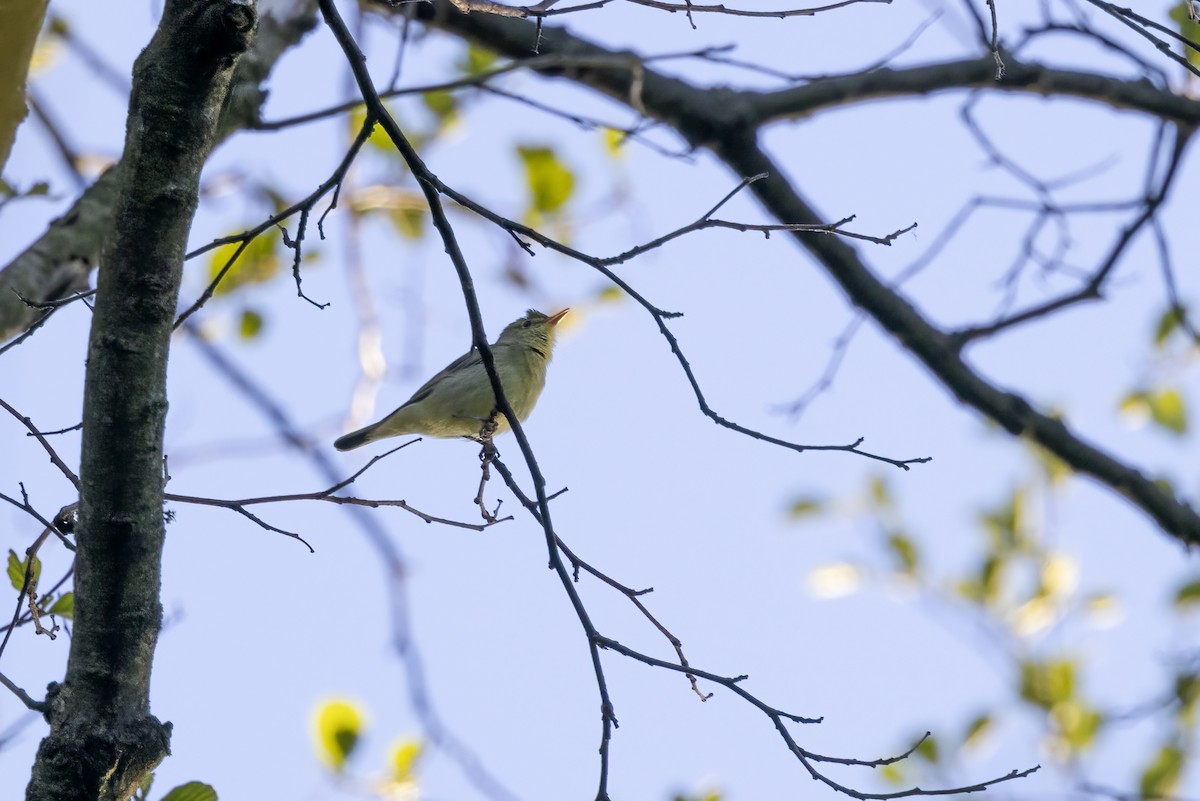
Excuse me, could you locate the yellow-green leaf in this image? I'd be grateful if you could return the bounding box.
[868,475,891,509]
[48,591,74,619]
[1140,743,1184,799]
[313,699,365,772]
[1149,388,1188,435]
[7,549,40,591]
[886,532,919,576]
[1053,699,1102,752]
[349,104,395,153]
[1121,388,1190,435]
[602,127,628,159]
[159,781,217,801]
[1174,576,1200,608]
[1154,304,1188,349]
[787,496,825,519]
[206,234,279,297]
[914,734,939,763]
[1169,2,1200,69]
[390,206,426,240]
[422,90,458,129]
[458,43,498,77]
[962,713,994,750]
[518,145,575,218]
[596,284,624,303]
[389,738,423,782]
[1019,658,1076,709]
[238,309,264,340]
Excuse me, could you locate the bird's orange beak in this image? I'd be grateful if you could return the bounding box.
[547,308,569,326]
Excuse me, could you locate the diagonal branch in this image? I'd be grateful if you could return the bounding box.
[409,0,1200,547]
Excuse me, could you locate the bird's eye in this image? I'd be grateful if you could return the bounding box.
[522,320,532,328]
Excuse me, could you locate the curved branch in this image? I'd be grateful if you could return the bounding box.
[407,1,1200,546]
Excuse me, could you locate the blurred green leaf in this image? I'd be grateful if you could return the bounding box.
[1176,673,1200,725]
[48,591,74,619]
[207,234,280,297]
[518,145,575,218]
[962,712,994,751]
[349,104,398,154]
[980,489,1026,552]
[1019,658,1076,709]
[238,309,264,340]
[1053,699,1102,752]
[1120,388,1189,436]
[389,739,423,782]
[602,127,628,158]
[159,782,217,801]
[1150,388,1188,435]
[1140,743,1184,799]
[1154,304,1188,349]
[7,549,40,591]
[886,532,919,576]
[314,699,365,772]
[879,763,905,786]
[1169,2,1200,69]
[390,206,426,240]
[422,90,458,130]
[596,284,624,304]
[458,43,499,77]
[1174,576,1200,608]
[868,475,891,509]
[914,734,939,763]
[787,496,825,519]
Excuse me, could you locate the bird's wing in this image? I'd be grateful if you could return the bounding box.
[399,348,483,408]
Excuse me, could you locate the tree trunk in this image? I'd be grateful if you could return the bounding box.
[25,2,256,799]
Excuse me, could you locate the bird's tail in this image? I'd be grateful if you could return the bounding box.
[334,423,377,452]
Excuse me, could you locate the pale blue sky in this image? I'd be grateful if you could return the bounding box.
[2,2,1198,800]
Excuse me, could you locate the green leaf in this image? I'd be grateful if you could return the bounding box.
[159,781,217,801]
[1174,576,1200,608]
[314,699,365,772]
[1150,388,1188,435]
[914,734,939,763]
[1169,2,1200,69]
[458,43,498,77]
[602,127,628,159]
[7,549,41,591]
[206,234,280,297]
[422,90,458,129]
[868,475,891,509]
[389,739,423,782]
[886,531,919,576]
[48,591,74,620]
[1053,699,1102,752]
[1140,743,1184,799]
[879,763,905,786]
[962,713,994,750]
[1120,388,1190,435]
[980,489,1026,552]
[595,284,624,304]
[390,206,426,240]
[1154,304,1188,349]
[348,104,408,154]
[238,309,264,340]
[518,145,575,218]
[1019,658,1076,709]
[787,496,824,519]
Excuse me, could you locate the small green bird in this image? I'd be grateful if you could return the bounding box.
[334,308,569,451]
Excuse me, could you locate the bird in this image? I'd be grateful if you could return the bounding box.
[334,308,569,451]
